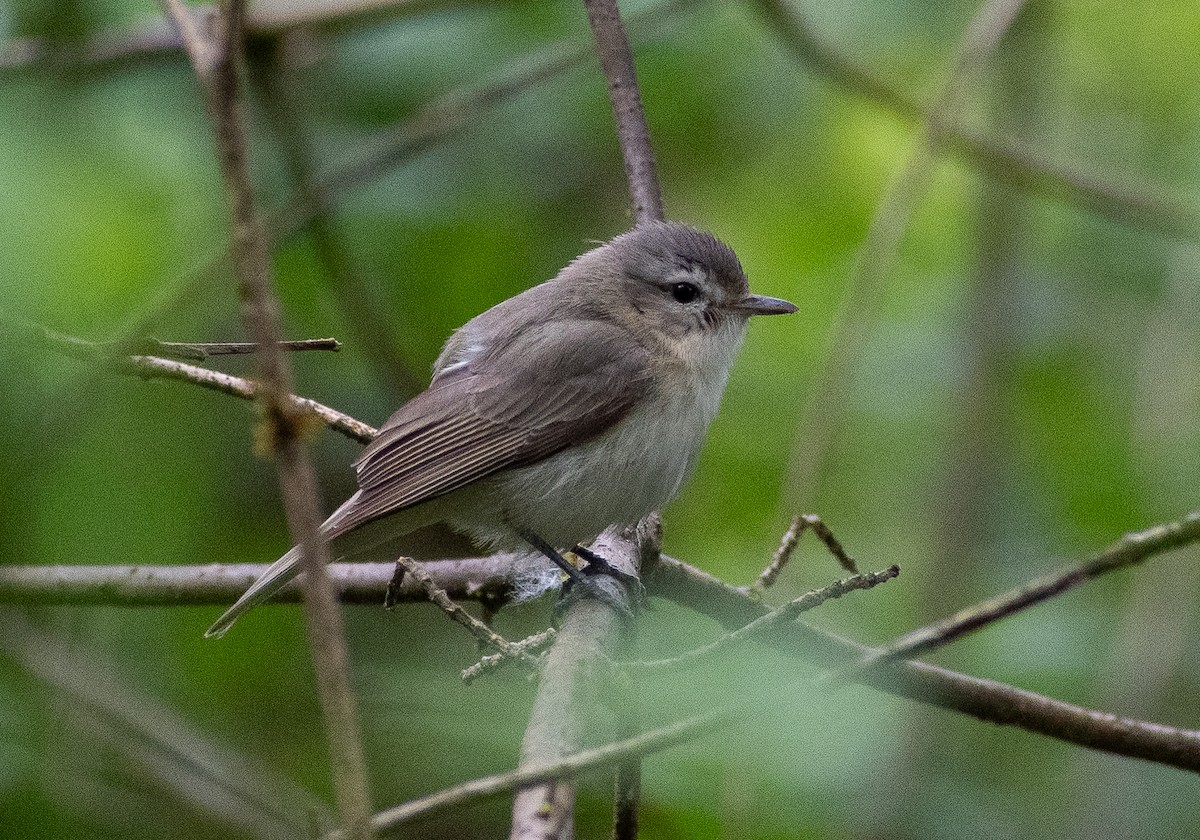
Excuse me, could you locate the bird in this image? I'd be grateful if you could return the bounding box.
[206,220,796,637]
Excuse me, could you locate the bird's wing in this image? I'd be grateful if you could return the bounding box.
[335,319,653,535]
[205,319,651,639]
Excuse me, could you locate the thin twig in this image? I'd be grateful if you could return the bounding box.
[161,1,375,836]
[635,565,899,671]
[388,556,543,671]
[774,0,1029,519]
[583,0,665,223]
[753,513,858,591]
[22,318,377,444]
[149,337,342,360]
[462,628,558,684]
[821,512,1200,687]
[344,710,723,839]
[8,318,342,362]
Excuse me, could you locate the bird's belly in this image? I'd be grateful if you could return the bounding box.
[489,393,710,547]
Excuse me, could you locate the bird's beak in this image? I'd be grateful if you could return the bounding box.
[733,294,798,316]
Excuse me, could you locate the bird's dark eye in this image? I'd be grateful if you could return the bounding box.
[670,282,699,304]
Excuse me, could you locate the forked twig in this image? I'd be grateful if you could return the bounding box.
[753,514,858,591]
[387,557,543,673]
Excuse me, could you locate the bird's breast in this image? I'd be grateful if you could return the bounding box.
[490,369,723,547]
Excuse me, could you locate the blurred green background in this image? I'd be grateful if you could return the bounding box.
[2,0,1199,837]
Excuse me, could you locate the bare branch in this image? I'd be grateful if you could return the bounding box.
[150,337,342,359]
[635,565,899,671]
[753,513,858,591]
[0,558,516,606]
[510,526,645,840]
[349,710,721,839]
[6,510,1200,773]
[583,0,665,223]
[161,1,374,835]
[648,544,1200,773]
[387,556,543,671]
[823,511,1200,686]
[20,319,377,445]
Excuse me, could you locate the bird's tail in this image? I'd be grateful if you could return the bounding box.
[204,545,305,638]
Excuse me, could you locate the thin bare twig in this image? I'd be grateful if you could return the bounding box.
[822,511,1200,687]
[22,318,377,444]
[583,0,665,223]
[388,556,543,671]
[8,318,342,361]
[161,1,374,836]
[635,565,899,671]
[752,513,858,591]
[775,0,1029,518]
[345,710,722,839]
[462,628,558,684]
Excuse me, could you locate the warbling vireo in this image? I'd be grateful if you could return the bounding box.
[206,221,796,637]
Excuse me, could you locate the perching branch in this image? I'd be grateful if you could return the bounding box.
[6,511,1199,773]
[510,525,646,840]
[583,0,665,224]
[0,558,516,607]
[160,2,374,837]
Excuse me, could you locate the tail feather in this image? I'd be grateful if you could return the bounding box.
[204,545,304,638]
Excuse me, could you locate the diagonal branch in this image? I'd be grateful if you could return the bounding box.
[160,1,375,837]
[823,511,1200,686]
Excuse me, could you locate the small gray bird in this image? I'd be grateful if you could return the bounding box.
[207,221,795,637]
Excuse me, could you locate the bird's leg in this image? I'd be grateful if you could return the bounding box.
[572,544,641,586]
[520,530,633,617]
